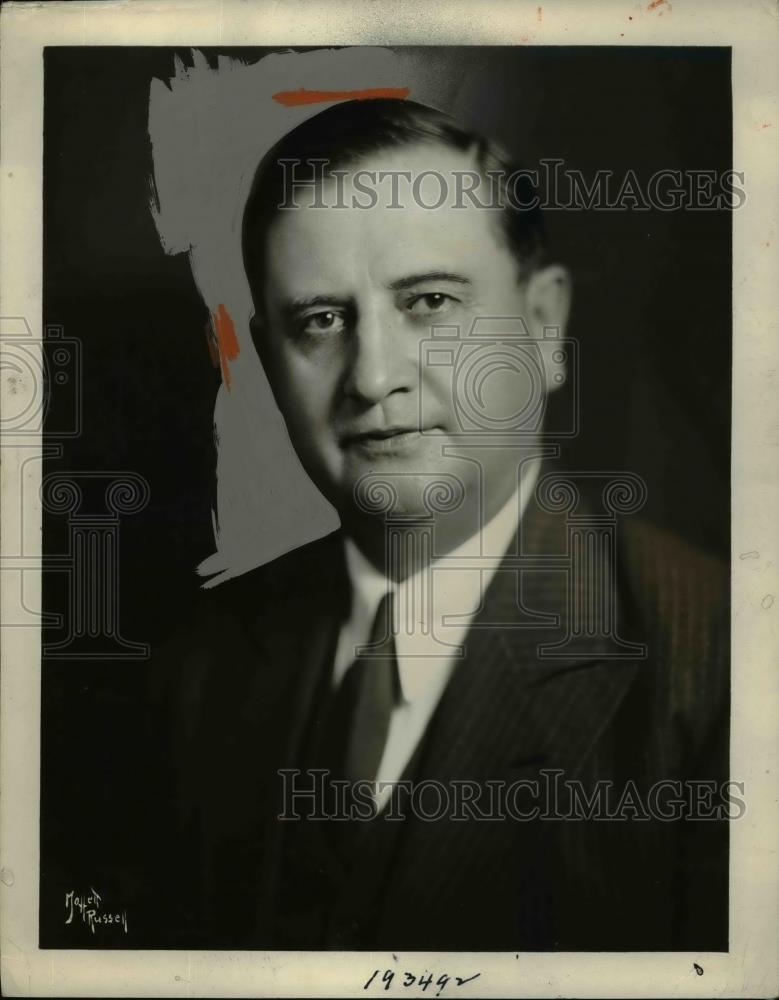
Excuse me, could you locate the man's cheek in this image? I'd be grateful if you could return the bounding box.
[275,360,319,408]
[424,370,459,425]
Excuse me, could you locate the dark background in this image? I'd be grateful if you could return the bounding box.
[40,46,731,947]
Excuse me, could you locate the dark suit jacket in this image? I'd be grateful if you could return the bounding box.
[146,489,729,951]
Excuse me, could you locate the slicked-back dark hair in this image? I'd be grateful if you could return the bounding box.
[242,98,547,313]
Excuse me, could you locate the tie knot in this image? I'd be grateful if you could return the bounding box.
[351,590,399,701]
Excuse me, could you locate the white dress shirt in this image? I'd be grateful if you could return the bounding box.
[332,459,540,811]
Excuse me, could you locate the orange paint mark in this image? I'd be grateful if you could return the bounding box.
[647,0,668,9]
[272,86,410,107]
[760,122,772,129]
[213,303,240,389]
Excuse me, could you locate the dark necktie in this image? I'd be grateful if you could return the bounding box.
[323,591,401,789]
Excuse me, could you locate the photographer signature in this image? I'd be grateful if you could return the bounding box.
[64,888,128,934]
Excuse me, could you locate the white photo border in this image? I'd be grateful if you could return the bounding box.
[1,1,777,997]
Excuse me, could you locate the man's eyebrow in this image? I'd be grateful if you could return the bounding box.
[281,294,349,316]
[388,271,472,291]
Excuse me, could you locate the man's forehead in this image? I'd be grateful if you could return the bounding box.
[264,205,509,300]
[291,139,483,207]
[263,143,512,296]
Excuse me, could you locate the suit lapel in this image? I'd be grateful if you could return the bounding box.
[362,493,646,945]
[242,533,351,936]
[415,491,644,786]
[244,531,350,766]
[339,493,645,945]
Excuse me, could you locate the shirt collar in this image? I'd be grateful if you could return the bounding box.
[343,458,541,701]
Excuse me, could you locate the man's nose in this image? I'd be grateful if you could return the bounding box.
[342,301,411,405]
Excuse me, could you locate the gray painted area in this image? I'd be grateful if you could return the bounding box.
[147,46,482,584]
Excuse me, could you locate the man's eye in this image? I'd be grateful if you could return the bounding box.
[407,293,458,316]
[300,311,346,335]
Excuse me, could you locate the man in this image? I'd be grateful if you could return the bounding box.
[150,98,729,951]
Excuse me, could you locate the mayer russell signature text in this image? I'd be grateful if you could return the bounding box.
[65,888,128,934]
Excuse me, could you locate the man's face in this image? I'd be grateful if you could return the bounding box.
[256,141,567,531]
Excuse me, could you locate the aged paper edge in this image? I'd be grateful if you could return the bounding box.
[1,0,777,996]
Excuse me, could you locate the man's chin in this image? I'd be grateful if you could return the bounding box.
[340,459,469,522]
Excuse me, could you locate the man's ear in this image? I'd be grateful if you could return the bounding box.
[249,312,271,368]
[249,311,288,413]
[204,316,221,370]
[524,264,572,393]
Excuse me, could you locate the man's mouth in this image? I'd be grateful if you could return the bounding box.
[341,426,443,453]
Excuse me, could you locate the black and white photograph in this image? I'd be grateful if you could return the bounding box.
[1,2,777,997]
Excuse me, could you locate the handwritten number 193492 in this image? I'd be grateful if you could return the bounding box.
[363,969,481,995]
